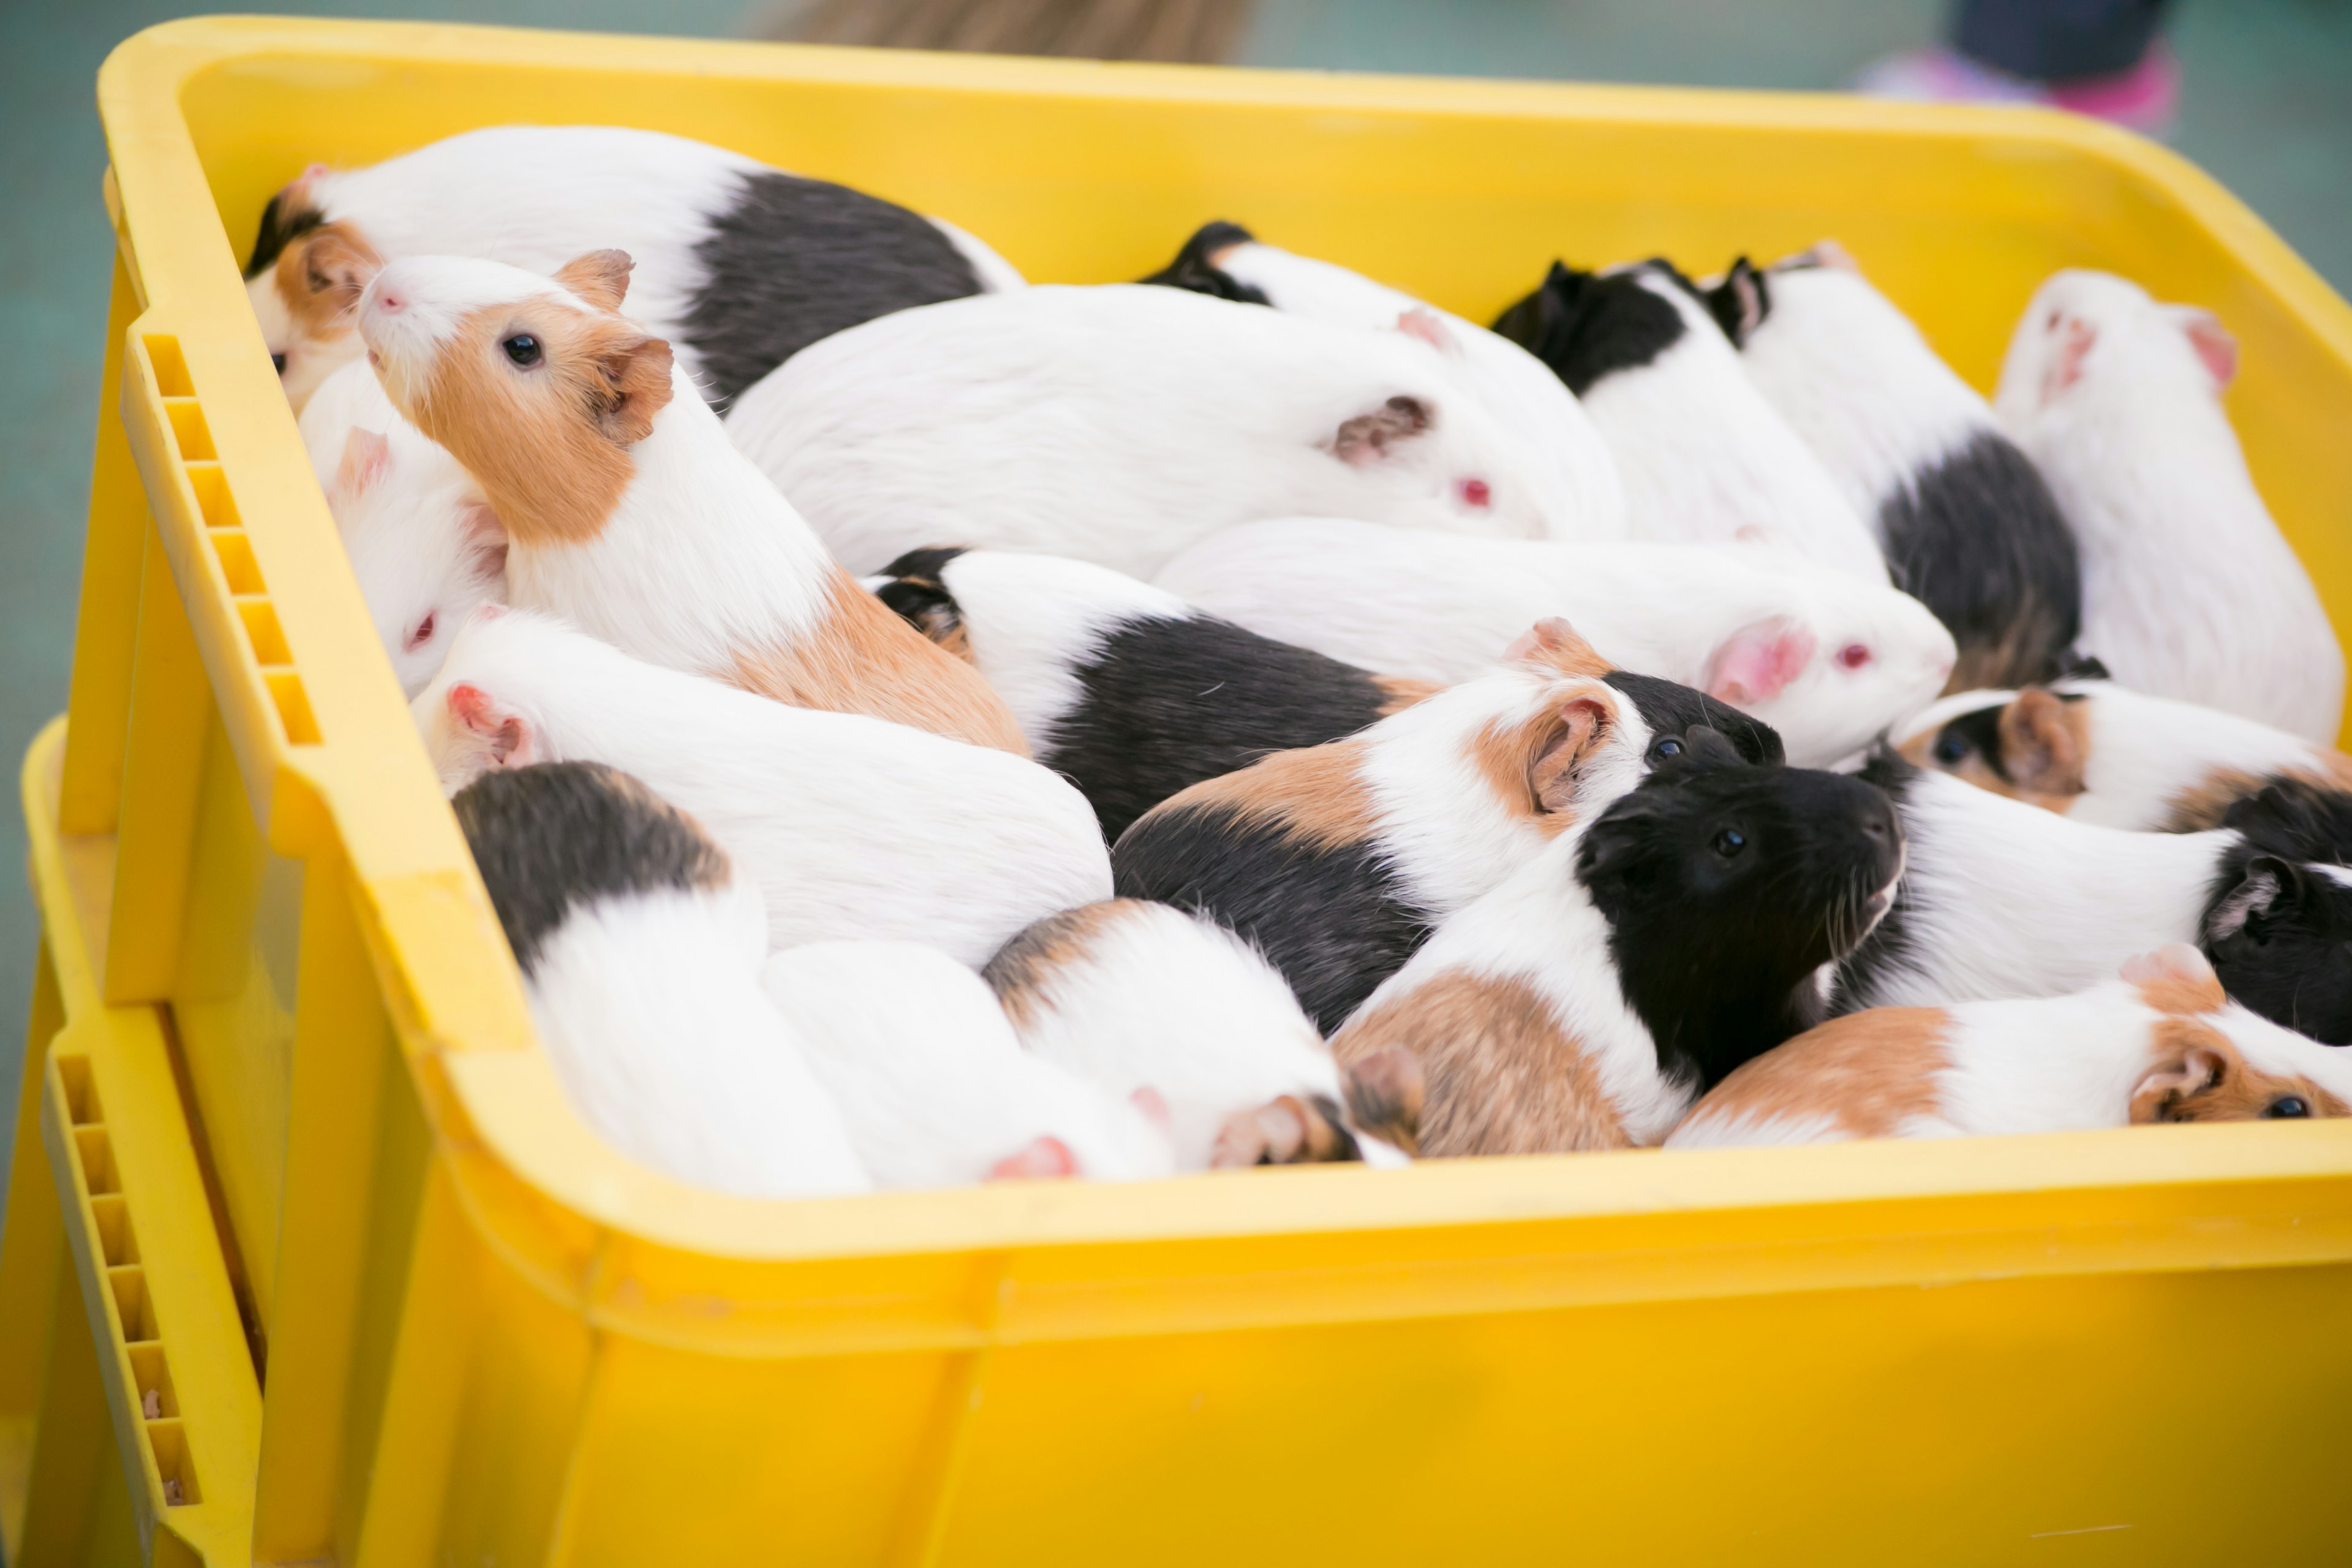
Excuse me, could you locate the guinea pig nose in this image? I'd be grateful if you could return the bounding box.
[374,288,405,313]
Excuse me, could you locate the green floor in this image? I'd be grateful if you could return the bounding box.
[4,0,2348,1145]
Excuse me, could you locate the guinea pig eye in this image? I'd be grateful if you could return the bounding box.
[1713,828,1747,858]
[2046,309,2062,331]
[1458,478,1493,509]
[1838,643,1872,670]
[1934,731,1970,764]
[502,334,544,368]
[404,611,435,653]
[2264,1096,2312,1120]
[1653,736,1684,760]
[271,352,288,376]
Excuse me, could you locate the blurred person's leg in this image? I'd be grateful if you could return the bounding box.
[1856,0,2179,136]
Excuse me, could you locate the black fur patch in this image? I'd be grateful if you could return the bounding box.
[2201,779,2352,1042]
[1047,614,1403,842]
[1877,430,2083,690]
[244,190,323,279]
[1925,702,2013,780]
[451,761,728,979]
[1827,750,1925,1013]
[1137,221,1269,306]
[1578,732,1904,1088]
[1603,671,1786,766]
[873,546,971,646]
[685,171,983,405]
[1490,261,1689,397]
[1112,807,1433,1036]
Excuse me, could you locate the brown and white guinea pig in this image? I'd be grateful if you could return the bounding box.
[452,760,869,1198]
[1895,673,2352,832]
[1155,516,1954,767]
[1490,260,1888,583]
[983,899,1409,1172]
[244,124,1022,409]
[1669,944,2352,1150]
[1332,730,1904,1156]
[759,941,1175,1188]
[1994,270,2343,744]
[722,281,1568,578]
[872,546,1438,841]
[355,249,1026,754]
[415,607,1109,970]
[1139,221,1630,544]
[1706,244,2082,692]
[1111,619,1784,1033]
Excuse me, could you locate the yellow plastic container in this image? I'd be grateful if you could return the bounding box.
[8,15,2352,1566]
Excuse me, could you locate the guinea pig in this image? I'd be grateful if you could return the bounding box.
[356,249,1027,753]
[451,760,869,1198]
[982,899,1407,1171]
[245,124,1021,409]
[1670,944,2352,1150]
[414,606,1110,968]
[1112,618,1783,1032]
[2198,778,2352,1046]
[1154,517,1954,767]
[1896,673,2352,831]
[1139,221,1630,544]
[1332,730,1904,1156]
[1709,244,2082,691]
[723,281,1567,578]
[1490,259,1888,582]
[872,545,1438,840]
[1993,269,2342,743]
[759,941,1175,1187]
[297,360,505,696]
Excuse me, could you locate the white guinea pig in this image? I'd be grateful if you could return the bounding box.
[1155,518,1953,767]
[298,360,505,696]
[1994,269,2342,744]
[722,282,1565,578]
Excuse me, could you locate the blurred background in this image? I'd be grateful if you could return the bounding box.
[2,0,2349,1117]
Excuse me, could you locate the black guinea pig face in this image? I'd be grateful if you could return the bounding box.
[2203,855,2352,1046]
[1606,672,1785,770]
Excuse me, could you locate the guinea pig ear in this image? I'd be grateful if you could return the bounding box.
[1996,688,2088,799]
[1342,1047,1425,1159]
[459,502,510,585]
[2163,306,2238,390]
[333,426,392,498]
[446,681,536,769]
[1529,696,1613,813]
[300,224,382,318]
[2043,317,2097,404]
[873,574,968,656]
[1328,395,1431,466]
[1705,258,1766,347]
[2120,943,2228,1014]
[1502,616,1611,679]
[2127,1038,2240,1125]
[1395,308,1459,356]
[584,323,675,447]
[2204,856,2302,944]
[1796,238,1860,274]
[554,249,635,312]
[988,1135,1079,1180]
[1705,618,1818,709]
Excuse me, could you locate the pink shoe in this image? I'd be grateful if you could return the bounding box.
[2045,42,2180,137]
[1853,42,2179,138]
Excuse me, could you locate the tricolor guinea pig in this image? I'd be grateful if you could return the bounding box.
[1112,619,1783,1032]
[1139,221,1629,543]
[1154,517,1954,767]
[356,249,1025,753]
[723,282,1564,578]
[1670,945,2352,1150]
[245,124,1021,409]
[1490,260,1888,582]
[983,899,1406,1171]
[759,941,1174,1187]
[297,360,505,696]
[872,546,1438,840]
[1994,269,2342,743]
[1896,674,2352,831]
[413,606,1110,969]
[1332,731,1904,1156]
[1709,244,2081,691]
[452,761,869,1199]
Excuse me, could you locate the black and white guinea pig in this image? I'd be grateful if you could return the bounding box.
[452,760,869,1198]
[1490,259,1887,582]
[873,546,1437,841]
[1333,729,1903,1156]
[245,124,1022,409]
[2200,778,2352,1046]
[1896,672,2352,832]
[1112,619,1782,1032]
[1708,244,2082,692]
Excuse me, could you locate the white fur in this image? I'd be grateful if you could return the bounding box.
[1212,238,1630,543]
[1355,829,1697,1145]
[1579,269,1888,581]
[1156,518,1954,766]
[760,942,1172,1187]
[1994,270,2342,742]
[724,282,1567,577]
[1000,902,1346,1170]
[414,609,1110,966]
[524,876,869,1198]
[297,361,504,696]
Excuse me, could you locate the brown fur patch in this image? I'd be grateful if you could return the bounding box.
[273,219,380,340]
[1679,1008,1951,1142]
[1343,1047,1426,1156]
[731,567,1030,754]
[2161,760,2352,833]
[1374,674,1442,716]
[1504,617,1613,681]
[1332,971,1627,1156]
[1209,1094,1361,1167]
[980,899,1132,1030]
[2130,1019,2352,1124]
[1471,685,1619,829]
[2125,956,2230,1017]
[1139,738,1380,851]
